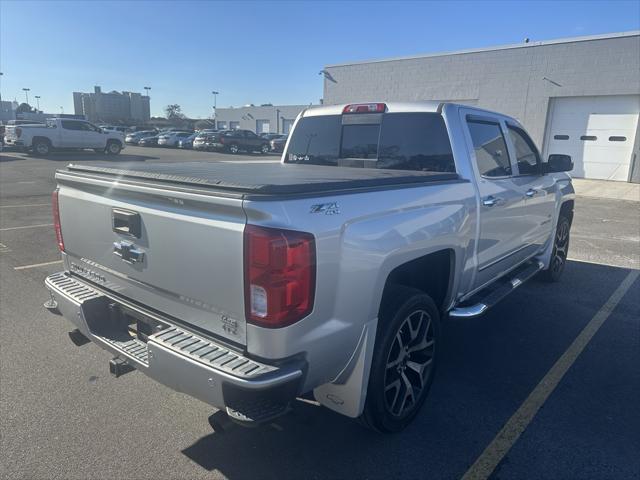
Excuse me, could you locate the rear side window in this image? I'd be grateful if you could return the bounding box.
[284,112,455,172]
[61,120,81,131]
[467,120,511,177]
[507,126,541,175]
[378,113,455,172]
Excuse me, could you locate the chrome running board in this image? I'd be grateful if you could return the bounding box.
[449,260,544,319]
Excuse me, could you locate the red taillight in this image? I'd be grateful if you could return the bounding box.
[244,225,316,328]
[52,189,64,252]
[15,127,22,138]
[342,103,386,114]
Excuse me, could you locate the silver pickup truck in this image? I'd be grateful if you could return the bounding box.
[44,102,575,433]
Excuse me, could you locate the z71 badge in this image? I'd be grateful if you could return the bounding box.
[310,202,340,215]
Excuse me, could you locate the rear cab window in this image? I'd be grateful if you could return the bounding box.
[284,111,456,173]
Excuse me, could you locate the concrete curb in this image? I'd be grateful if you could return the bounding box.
[572,178,640,202]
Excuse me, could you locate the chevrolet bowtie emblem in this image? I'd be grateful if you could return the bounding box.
[113,241,145,264]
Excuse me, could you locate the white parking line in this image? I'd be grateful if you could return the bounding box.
[13,260,63,270]
[461,269,640,480]
[0,203,50,208]
[0,223,53,232]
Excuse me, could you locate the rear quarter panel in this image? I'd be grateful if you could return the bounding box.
[242,181,476,391]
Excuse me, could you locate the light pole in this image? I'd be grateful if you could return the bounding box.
[276,108,281,134]
[0,72,3,104]
[60,106,64,114]
[144,86,151,97]
[22,87,30,105]
[211,91,219,118]
[35,95,41,111]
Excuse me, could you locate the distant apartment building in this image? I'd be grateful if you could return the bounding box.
[0,100,17,123]
[73,86,150,124]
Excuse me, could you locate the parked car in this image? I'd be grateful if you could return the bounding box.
[3,118,124,155]
[44,101,575,434]
[125,130,157,145]
[6,119,46,126]
[260,133,285,141]
[178,133,198,149]
[216,129,271,154]
[158,131,193,147]
[193,131,228,151]
[138,135,161,147]
[102,126,132,134]
[270,135,288,153]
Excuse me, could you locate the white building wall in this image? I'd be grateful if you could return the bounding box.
[323,32,640,149]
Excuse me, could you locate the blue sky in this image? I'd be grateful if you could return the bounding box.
[1,0,638,118]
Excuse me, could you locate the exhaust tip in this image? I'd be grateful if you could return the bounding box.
[208,410,235,433]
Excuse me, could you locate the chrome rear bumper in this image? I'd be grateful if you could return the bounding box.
[45,272,303,420]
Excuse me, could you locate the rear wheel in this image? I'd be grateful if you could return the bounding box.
[106,141,122,155]
[359,286,440,433]
[33,139,51,156]
[541,214,571,282]
[260,143,270,154]
[228,144,239,154]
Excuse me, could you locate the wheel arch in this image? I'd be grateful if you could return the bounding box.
[380,249,456,316]
[559,199,574,224]
[32,135,52,146]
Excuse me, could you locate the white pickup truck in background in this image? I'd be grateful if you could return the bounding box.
[3,118,125,156]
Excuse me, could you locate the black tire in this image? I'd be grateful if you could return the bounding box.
[106,141,122,155]
[541,214,571,282]
[260,143,270,154]
[359,285,440,433]
[32,139,51,156]
[228,144,239,154]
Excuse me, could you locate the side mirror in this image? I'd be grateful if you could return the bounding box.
[545,154,573,173]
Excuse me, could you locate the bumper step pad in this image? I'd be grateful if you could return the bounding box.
[151,327,277,380]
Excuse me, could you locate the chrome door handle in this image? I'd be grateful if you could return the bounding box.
[482,195,501,207]
[525,188,538,198]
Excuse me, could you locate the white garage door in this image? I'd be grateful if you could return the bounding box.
[282,119,294,135]
[256,120,270,134]
[545,95,639,181]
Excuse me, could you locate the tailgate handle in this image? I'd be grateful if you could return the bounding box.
[112,209,141,238]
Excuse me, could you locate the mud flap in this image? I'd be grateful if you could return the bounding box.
[313,318,378,418]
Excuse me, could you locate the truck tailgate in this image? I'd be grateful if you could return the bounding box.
[56,171,247,345]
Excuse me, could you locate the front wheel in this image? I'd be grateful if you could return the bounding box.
[228,144,239,154]
[106,141,122,155]
[359,286,440,433]
[260,143,270,154]
[541,214,571,282]
[32,139,51,156]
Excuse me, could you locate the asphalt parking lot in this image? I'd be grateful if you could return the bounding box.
[1,146,638,480]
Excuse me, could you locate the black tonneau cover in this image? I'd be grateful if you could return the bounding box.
[63,162,459,197]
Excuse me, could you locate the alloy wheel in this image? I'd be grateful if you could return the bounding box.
[551,220,569,274]
[383,309,435,418]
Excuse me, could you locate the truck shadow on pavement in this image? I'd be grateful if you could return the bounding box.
[181,260,639,480]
